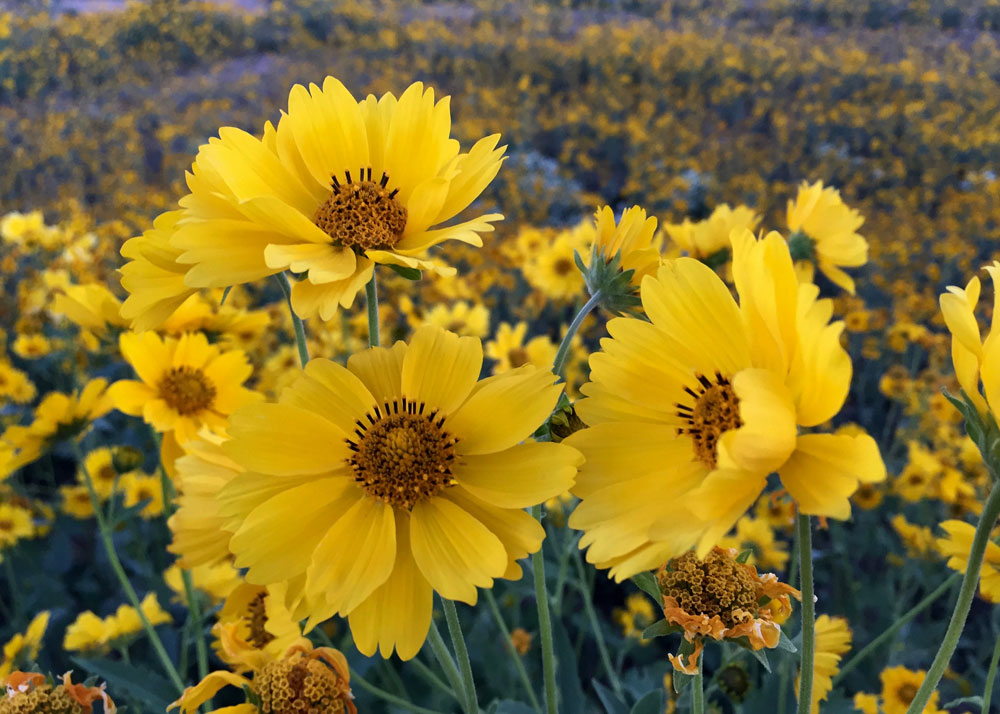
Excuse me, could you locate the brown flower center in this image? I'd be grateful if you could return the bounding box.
[347,398,458,510]
[0,520,12,532]
[313,168,407,251]
[255,654,351,714]
[0,684,85,714]
[245,591,276,649]
[507,347,531,368]
[897,684,918,703]
[676,372,742,469]
[657,550,759,628]
[553,257,574,276]
[157,366,216,415]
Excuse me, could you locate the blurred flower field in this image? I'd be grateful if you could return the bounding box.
[3,0,1000,712]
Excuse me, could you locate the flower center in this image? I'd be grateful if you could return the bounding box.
[157,366,216,416]
[553,257,574,276]
[245,592,275,649]
[0,520,12,532]
[897,684,918,703]
[507,347,531,368]
[313,168,408,252]
[676,372,742,469]
[347,398,458,510]
[255,654,351,714]
[1,683,84,714]
[657,550,760,629]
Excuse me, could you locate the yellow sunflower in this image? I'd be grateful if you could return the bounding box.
[0,612,49,679]
[485,321,558,374]
[589,205,661,285]
[797,615,852,714]
[936,519,1000,603]
[786,180,868,294]
[521,220,589,301]
[219,325,581,659]
[566,229,885,580]
[164,77,505,321]
[0,503,33,549]
[878,666,945,714]
[108,331,260,446]
[213,582,309,673]
[665,203,760,263]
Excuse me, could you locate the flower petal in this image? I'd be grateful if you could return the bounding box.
[401,326,483,415]
[225,403,350,475]
[718,368,797,474]
[779,433,886,519]
[453,441,580,508]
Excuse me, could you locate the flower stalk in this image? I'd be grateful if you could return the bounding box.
[442,598,479,714]
[552,290,601,379]
[531,503,559,714]
[274,271,310,367]
[366,271,381,347]
[796,513,815,714]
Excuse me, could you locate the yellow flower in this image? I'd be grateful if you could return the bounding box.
[0,211,45,244]
[164,561,241,606]
[892,515,938,559]
[936,519,1000,603]
[0,612,49,679]
[410,300,491,338]
[1,671,116,714]
[0,503,34,549]
[118,211,198,332]
[119,471,165,518]
[11,334,52,359]
[656,547,798,674]
[2,379,111,474]
[77,447,120,500]
[879,665,945,714]
[485,322,558,374]
[50,283,126,335]
[612,592,656,642]
[665,203,760,261]
[108,331,260,445]
[521,220,589,300]
[166,78,505,321]
[60,485,96,519]
[854,692,880,714]
[213,582,309,673]
[220,325,581,659]
[170,643,355,714]
[566,230,885,580]
[717,516,789,571]
[786,180,868,294]
[0,362,36,404]
[851,483,884,510]
[63,611,109,653]
[104,593,172,644]
[590,205,661,285]
[797,615,851,714]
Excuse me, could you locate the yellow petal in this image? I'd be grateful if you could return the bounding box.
[283,358,377,434]
[446,487,545,580]
[401,326,483,415]
[347,341,408,405]
[264,243,356,283]
[107,380,156,417]
[225,403,350,475]
[119,330,170,385]
[169,671,250,714]
[690,469,768,557]
[453,441,580,508]
[718,368,797,474]
[779,433,886,519]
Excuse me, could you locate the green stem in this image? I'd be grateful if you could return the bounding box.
[484,589,542,713]
[906,479,1000,714]
[409,656,460,702]
[366,271,380,347]
[796,514,815,714]
[572,549,624,700]
[350,667,442,714]
[777,658,790,714]
[691,656,705,714]
[75,442,186,693]
[531,504,559,714]
[442,599,478,714]
[427,620,466,707]
[274,272,310,367]
[552,291,601,379]
[983,632,1000,714]
[3,557,20,622]
[834,572,961,684]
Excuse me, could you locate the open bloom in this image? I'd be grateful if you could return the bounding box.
[157,77,505,322]
[786,180,868,294]
[854,666,945,714]
[108,331,260,446]
[656,547,798,674]
[936,519,1000,603]
[213,582,309,673]
[664,203,760,263]
[219,325,580,659]
[566,230,885,580]
[589,205,660,285]
[797,615,852,714]
[1,671,116,714]
[0,613,49,680]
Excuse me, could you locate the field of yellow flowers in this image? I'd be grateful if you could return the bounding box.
[3,0,1000,712]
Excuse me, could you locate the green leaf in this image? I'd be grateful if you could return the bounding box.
[775,631,798,653]
[552,616,586,713]
[750,648,771,672]
[631,571,661,603]
[220,285,233,305]
[629,690,665,714]
[388,264,421,280]
[71,657,177,712]
[592,679,628,714]
[492,701,537,714]
[942,695,983,709]
[641,619,682,639]
[735,548,753,563]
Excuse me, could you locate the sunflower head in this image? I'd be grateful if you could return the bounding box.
[254,646,355,714]
[1,671,116,714]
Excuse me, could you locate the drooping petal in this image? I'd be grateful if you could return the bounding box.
[779,433,886,519]
[718,368,797,474]
[691,469,768,557]
[453,441,580,508]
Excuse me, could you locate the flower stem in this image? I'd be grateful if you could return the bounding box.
[983,632,1000,713]
[691,656,705,714]
[442,598,479,714]
[552,291,601,379]
[833,571,961,684]
[484,589,542,713]
[796,513,815,714]
[75,441,186,694]
[531,504,559,714]
[349,667,442,714]
[572,549,624,700]
[427,620,467,707]
[274,272,310,367]
[366,271,380,347]
[905,479,1000,714]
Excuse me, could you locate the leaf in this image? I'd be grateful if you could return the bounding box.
[592,679,628,714]
[631,572,661,603]
[735,548,753,563]
[220,285,233,305]
[941,695,984,709]
[750,648,771,672]
[641,619,682,639]
[388,264,421,280]
[630,690,665,714]
[72,657,177,712]
[491,701,537,714]
[552,617,585,713]
[775,631,798,653]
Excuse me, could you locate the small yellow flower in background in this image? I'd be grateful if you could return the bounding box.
[0,362,36,404]
[64,593,172,654]
[169,642,356,714]
[509,627,532,656]
[0,502,34,549]
[2,378,111,474]
[485,321,558,374]
[408,299,491,338]
[567,230,885,580]
[119,471,165,518]
[0,211,45,244]
[0,612,49,679]
[936,519,1000,603]
[589,205,660,284]
[77,447,121,500]
[220,325,581,659]
[521,221,589,301]
[11,333,52,359]
[213,582,309,673]
[60,485,96,519]
[860,665,946,714]
[613,592,656,642]
[164,560,241,607]
[665,203,760,263]
[891,514,938,559]
[1,671,116,714]
[851,483,884,510]
[63,611,108,654]
[786,180,868,294]
[717,516,789,571]
[108,331,260,446]
[50,282,127,336]
[796,615,851,714]
[854,692,880,714]
[655,547,799,674]
[159,77,505,322]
